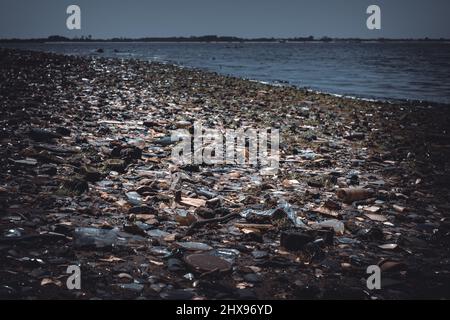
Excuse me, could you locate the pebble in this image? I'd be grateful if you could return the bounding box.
[184,254,232,273]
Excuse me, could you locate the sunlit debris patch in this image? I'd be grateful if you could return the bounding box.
[170,122,279,173]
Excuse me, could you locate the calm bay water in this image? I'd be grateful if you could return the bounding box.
[2,42,450,104]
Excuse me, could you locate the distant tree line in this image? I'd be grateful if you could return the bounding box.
[0,35,448,43]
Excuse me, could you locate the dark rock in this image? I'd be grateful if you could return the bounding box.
[143,120,159,128]
[304,133,317,142]
[214,207,231,217]
[298,107,310,117]
[111,146,142,161]
[206,197,221,209]
[251,250,268,259]
[155,136,176,146]
[280,231,314,251]
[120,147,142,161]
[55,126,71,136]
[407,214,426,223]
[129,205,157,214]
[195,207,215,219]
[243,273,262,283]
[181,164,201,172]
[28,128,61,142]
[135,185,156,195]
[97,126,111,135]
[307,178,324,188]
[104,159,127,173]
[314,228,335,245]
[81,166,102,182]
[324,199,341,210]
[358,226,384,241]
[39,164,57,176]
[346,172,359,185]
[123,224,148,237]
[53,223,73,235]
[167,258,184,272]
[184,253,232,273]
[61,177,89,195]
[243,232,263,243]
[304,242,326,260]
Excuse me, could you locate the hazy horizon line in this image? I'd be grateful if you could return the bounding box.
[1,35,450,42]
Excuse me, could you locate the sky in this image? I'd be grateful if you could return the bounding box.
[1,0,450,39]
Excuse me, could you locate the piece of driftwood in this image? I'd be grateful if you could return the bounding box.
[184,212,240,236]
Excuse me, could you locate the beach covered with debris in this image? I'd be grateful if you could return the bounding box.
[0,48,449,299]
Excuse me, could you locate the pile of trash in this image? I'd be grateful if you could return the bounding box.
[0,48,449,299]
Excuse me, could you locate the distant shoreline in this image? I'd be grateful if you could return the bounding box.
[16,40,450,45]
[1,35,450,44]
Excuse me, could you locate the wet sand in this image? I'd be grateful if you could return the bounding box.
[0,48,449,299]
